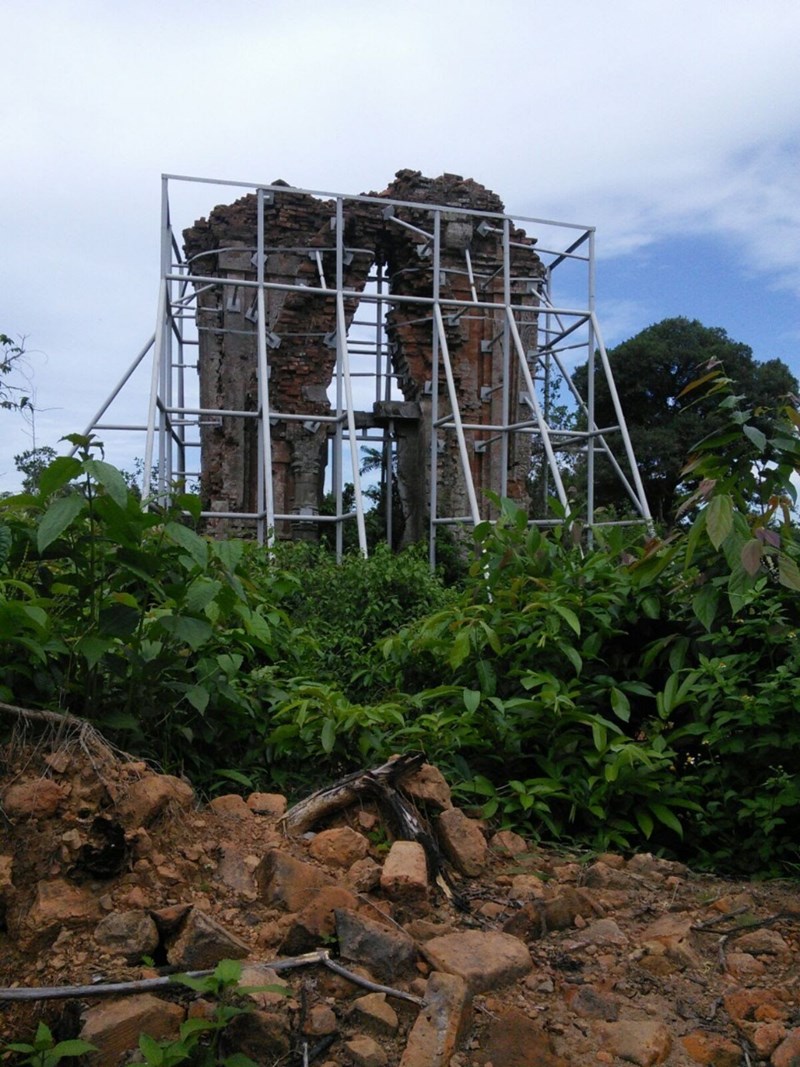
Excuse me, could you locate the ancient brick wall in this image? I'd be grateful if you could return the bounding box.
[182,172,543,543]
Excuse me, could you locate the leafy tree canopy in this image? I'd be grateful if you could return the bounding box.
[573,317,798,524]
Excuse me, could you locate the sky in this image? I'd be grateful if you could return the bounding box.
[2,0,799,489]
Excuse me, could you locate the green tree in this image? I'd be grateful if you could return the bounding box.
[1,333,30,412]
[14,446,57,493]
[572,318,797,524]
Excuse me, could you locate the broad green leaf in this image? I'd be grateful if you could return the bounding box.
[215,958,244,985]
[559,642,583,676]
[217,653,244,677]
[37,492,85,551]
[691,584,719,632]
[165,521,208,569]
[214,768,254,788]
[648,802,683,837]
[727,562,757,614]
[78,635,113,669]
[320,717,336,754]
[591,721,607,752]
[84,458,128,507]
[553,603,580,636]
[185,577,223,614]
[37,455,82,498]
[213,538,244,571]
[138,1033,163,1064]
[157,614,213,650]
[475,658,497,696]
[0,524,10,565]
[779,552,800,591]
[610,687,630,723]
[463,688,480,714]
[186,685,210,713]
[448,629,471,669]
[99,603,140,638]
[223,1054,260,1067]
[34,1022,55,1046]
[684,508,707,570]
[635,808,654,839]
[706,494,733,550]
[742,423,767,453]
[51,1039,99,1058]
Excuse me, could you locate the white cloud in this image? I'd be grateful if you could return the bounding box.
[2,0,799,485]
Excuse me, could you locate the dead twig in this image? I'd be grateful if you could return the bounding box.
[0,949,423,1006]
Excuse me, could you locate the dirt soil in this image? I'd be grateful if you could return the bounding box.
[1,728,799,1067]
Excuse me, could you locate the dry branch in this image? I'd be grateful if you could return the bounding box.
[282,751,467,910]
[0,948,423,1006]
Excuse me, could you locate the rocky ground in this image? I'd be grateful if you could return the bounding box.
[0,729,799,1067]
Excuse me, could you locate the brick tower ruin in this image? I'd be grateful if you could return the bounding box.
[182,171,544,546]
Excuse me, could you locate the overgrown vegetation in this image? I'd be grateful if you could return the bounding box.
[2,363,800,876]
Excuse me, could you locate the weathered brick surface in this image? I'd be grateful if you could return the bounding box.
[183,172,543,542]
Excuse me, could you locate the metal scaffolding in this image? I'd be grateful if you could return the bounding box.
[82,173,652,564]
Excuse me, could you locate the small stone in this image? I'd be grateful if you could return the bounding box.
[725,951,766,978]
[735,928,790,956]
[724,988,790,1027]
[583,861,633,890]
[308,826,369,869]
[574,918,627,946]
[421,931,532,995]
[595,1020,671,1066]
[773,1029,800,1067]
[255,849,333,911]
[381,841,429,901]
[94,910,159,963]
[208,794,253,820]
[303,1002,338,1036]
[280,886,358,954]
[680,1030,742,1067]
[215,842,257,899]
[347,856,382,892]
[401,763,453,809]
[509,874,547,900]
[476,1007,565,1067]
[27,878,98,938]
[567,985,619,1021]
[238,965,289,1010]
[752,1022,787,1057]
[489,829,528,855]
[246,791,287,817]
[166,908,250,969]
[399,972,471,1067]
[118,774,194,827]
[345,1035,388,1067]
[80,994,184,1062]
[2,778,66,818]
[335,907,418,984]
[435,808,487,877]
[223,1010,291,1060]
[351,992,399,1034]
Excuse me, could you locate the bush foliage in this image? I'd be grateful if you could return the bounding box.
[2,363,800,874]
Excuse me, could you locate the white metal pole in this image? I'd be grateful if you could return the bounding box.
[336,198,368,557]
[506,308,570,514]
[434,303,481,527]
[590,312,654,529]
[256,188,276,545]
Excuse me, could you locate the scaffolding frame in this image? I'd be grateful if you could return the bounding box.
[83,173,652,564]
